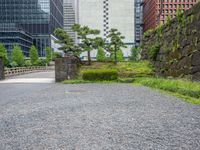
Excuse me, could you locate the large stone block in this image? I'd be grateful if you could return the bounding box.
[191,51,200,66]
[55,56,79,82]
[0,58,5,80]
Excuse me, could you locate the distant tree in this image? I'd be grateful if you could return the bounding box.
[107,28,126,64]
[0,43,9,66]
[129,47,141,61]
[96,47,107,61]
[29,45,39,65]
[12,45,25,67]
[45,47,52,64]
[72,24,100,65]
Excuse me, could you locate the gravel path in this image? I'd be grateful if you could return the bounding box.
[0,82,200,149]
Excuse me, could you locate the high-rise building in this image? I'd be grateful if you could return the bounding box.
[63,0,78,43]
[77,0,135,58]
[135,0,144,47]
[0,0,63,56]
[143,0,198,32]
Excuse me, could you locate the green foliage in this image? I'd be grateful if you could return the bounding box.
[35,59,47,66]
[143,29,154,38]
[134,77,200,104]
[111,49,124,61]
[29,45,39,64]
[188,15,194,23]
[10,61,18,67]
[81,61,154,78]
[172,40,180,52]
[176,7,186,27]
[148,44,160,61]
[63,79,92,84]
[72,24,100,65]
[45,47,52,64]
[52,52,62,61]
[156,24,163,39]
[82,69,118,81]
[129,47,141,61]
[54,28,82,57]
[166,15,172,27]
[24,60,32,67]
[12,45,25,67]
[107,28,126,64]
[117,78,135,83]
[0,43,9,66]
[96,47,107,61]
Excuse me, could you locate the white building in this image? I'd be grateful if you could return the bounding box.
[64,0,135,58]
[63,0,79,43]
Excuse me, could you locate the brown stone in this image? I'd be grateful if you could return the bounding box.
[191,51,200,66]
[192,72,200,81]
[55,56,79,82]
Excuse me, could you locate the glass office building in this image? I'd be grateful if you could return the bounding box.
[0,0,63,56]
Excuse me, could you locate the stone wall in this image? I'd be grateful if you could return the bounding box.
[141,3,200,80]
[55,56,79,82]
[0,58,5,80]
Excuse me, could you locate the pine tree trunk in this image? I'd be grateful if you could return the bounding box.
[88,51,91,65]
[114,45,117,65]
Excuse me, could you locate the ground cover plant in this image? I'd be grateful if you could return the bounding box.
[134,77,200,104]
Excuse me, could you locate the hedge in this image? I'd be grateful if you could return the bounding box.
[82,69,118,81]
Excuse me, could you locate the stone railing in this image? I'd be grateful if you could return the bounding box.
[4,66,54,78]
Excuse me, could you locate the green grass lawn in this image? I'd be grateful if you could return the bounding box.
[134,77,200,104]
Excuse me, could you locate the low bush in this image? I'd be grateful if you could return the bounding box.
[82,69,118,81]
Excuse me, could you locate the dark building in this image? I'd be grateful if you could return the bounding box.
[0,0,63,56]
[135,0,143,47]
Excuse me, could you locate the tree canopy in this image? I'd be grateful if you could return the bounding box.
[107,28,126,64]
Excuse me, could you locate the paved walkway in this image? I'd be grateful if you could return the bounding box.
[0,71,55,84]
[0,72,200,149]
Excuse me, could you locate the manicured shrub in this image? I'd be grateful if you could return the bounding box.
[30,45,39,64]
[82,69,118,81]
[12,45,25,67]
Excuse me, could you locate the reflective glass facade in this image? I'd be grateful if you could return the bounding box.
[0,0,63,56]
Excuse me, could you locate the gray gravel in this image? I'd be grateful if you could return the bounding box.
[0,82,200,150]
